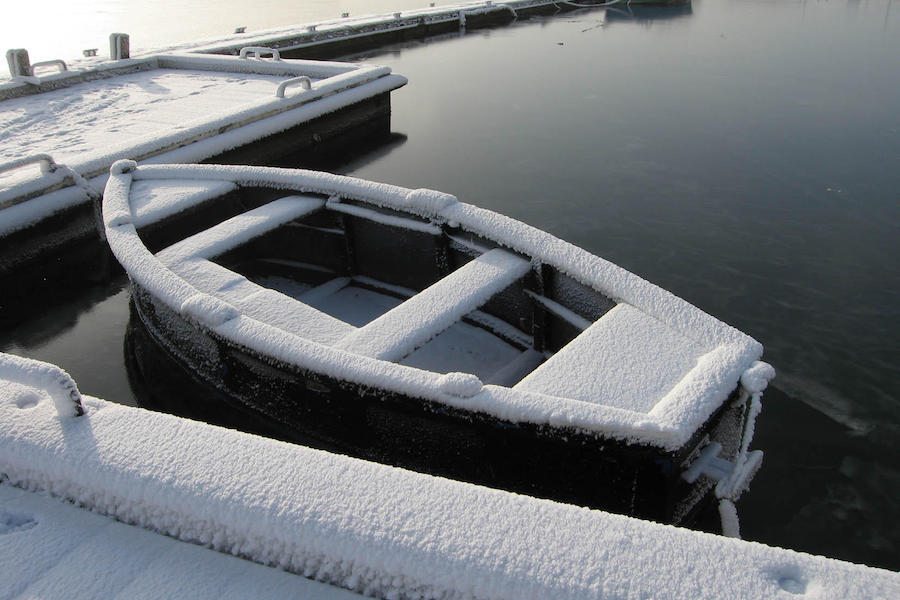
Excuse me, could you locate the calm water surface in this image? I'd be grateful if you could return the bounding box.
[2,0,899,570]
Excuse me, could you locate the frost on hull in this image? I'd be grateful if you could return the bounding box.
[105,163,774,525]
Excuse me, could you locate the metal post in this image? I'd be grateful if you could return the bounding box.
[6,49,31,77]
[109,33,130,60]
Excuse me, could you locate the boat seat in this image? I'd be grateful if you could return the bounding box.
[334,248,531,361]
[130,179,238,228]
[166,257,354,346]
[156,195,354,345]
[514,304,709,414]
[157,195,325,265]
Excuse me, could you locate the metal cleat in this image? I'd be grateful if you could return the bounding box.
[682,442,764,501]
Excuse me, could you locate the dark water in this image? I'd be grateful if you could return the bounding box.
[2,0,898,569]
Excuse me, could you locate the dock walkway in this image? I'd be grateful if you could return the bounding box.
[1,353,897,599]
[0,485,361,599]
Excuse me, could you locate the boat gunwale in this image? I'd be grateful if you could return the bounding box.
[103,162,765,450]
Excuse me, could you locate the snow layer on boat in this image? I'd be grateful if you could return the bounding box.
[0,486,362,600]
[129,179,238,227]
[516,304,708,413]
[157,194,325,263]
[399,321,522,381]
[303,283,403,327]
[334,248,530,361]
[0,364,895,600]
[103,165,773,449]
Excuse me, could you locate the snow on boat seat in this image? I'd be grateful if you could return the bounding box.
[129,179,238,228]
[156,195,354,345]
[335,248,531,361]
[515,303,710,413]
[156,195,324,264]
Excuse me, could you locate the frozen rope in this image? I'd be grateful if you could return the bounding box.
[51,162,106,242]
[718,499,740,538]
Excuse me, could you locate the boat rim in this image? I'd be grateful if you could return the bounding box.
[103,160,766,450]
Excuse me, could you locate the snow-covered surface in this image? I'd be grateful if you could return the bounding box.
[516,304,708,413]
[156,1,574,57]
[0,357,896,600]
[400,321,522,380]
[0,352,82,418]
[0,485,363,600]
[334,248,530,361]
[103,163,774,449]
[1,69,293,173]
[0,53,405,235]
[157,194,325,262]
[327,198,442,235]
[130,179,239,227]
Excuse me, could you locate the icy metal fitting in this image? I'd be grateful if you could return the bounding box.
[109,33,130,60]
[0,353,84,418]
[6,49,30,77]
[0,154,58,177]
[239,46,281,61]
[30,59,67,75]
[275,76,311,98]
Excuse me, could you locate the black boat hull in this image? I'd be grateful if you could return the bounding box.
[129,282,749,527]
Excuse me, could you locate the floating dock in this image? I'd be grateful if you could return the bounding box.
[0,52,405,316]
[0,353,897,599]
[181,1,692,60]
[179,1,574,59]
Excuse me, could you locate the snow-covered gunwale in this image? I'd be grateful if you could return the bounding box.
[104,161,774,526]
[0,52,406,306]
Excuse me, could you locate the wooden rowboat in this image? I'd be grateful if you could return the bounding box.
[104,161,773,530]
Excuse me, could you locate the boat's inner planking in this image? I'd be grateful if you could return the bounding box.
[152,184,619,387]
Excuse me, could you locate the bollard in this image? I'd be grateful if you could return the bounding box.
[6,49,31,77]
[109,33,130,60]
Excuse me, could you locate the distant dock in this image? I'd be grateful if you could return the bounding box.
[183,1,570,59]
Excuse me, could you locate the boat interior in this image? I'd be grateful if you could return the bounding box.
[149,184,620,390]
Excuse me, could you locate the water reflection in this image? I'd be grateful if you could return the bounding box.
[604,4,694,25]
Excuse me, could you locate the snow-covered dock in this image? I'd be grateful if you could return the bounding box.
[1,352,897,599]
[0,485,361,600]
[161,1,572,59]
[0,53,404,228]
[0,52,405,313]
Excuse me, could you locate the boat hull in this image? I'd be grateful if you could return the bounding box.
[129,281,748,527]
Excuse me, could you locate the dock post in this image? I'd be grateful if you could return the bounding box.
[109,33,130,60]
[6,49,31,77]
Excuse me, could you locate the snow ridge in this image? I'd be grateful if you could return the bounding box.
[0,375,896,600]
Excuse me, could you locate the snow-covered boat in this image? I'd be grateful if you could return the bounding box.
[104,161,774,529]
